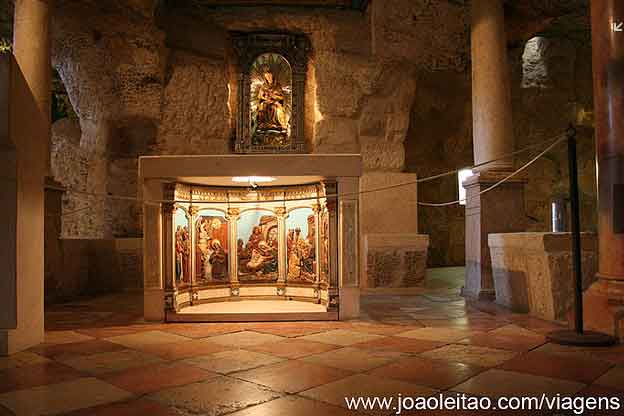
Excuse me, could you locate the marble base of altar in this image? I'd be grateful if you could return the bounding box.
[139,154,361,322]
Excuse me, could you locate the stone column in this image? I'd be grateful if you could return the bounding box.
[584,0,624,336]
[162,201,175,313]
[464,0,527,300]
[471,0,514,172]
[313,203,322,285]
[0,0,51,355]
[338,177,360,319]
[143,180,164,321]
[325,181,339,311]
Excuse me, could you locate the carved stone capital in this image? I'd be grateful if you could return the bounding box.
[189,205,200,217]
[274,207,287,216]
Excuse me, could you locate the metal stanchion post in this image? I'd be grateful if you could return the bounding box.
[547,125,616,346]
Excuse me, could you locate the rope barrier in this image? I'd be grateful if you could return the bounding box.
[45,131,570,217]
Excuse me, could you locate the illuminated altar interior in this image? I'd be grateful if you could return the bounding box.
[139,154,362,322]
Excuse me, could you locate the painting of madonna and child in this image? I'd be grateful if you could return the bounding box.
[237,211,279,281]
[195,210,229,285]
[286,208,317,283]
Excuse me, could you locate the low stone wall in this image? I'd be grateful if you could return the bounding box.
[364,234,429,288]
[489,232,597,321]
[45,237,142,304]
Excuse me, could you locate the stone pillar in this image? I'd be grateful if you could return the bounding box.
[464,0,527,300]
[143,180,164,322]
[471,0,514,172]
[338,177,360,319]
[584,0,624,336]
[0,0,51,355]
[325,181,339,310]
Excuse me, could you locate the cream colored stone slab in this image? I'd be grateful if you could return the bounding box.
[396,327,475,343]
[59,349,164,375]
[44,330,94,345]
[300,374,437,409]
[208,331,285,347]
[300,330,385,346]
[149,377,281,415]
[0,351,49,370]
[453,369,585,398]
[183,350,284,374]
[106,330,190,348]
[0,377,132,415]
[302,347,402,372]
[594,366,624,390]
[420,344,518,368]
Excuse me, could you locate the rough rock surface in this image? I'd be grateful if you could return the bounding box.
[47,0,596,271]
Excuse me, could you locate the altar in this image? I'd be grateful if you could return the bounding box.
[139,154,361,322]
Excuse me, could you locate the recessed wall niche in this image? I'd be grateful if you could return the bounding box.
[232,32,311,153]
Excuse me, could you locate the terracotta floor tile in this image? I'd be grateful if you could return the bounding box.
[228,395,354,416]
[207,331,285,347]
[421,344,518,367]
[534,342,624,365]
[246,338,339,359]
[302,347,402,372]
[58,349,165,375]
[342,322,418,336]
[0,377,133,415]
[418,318,508,332]
[396,327,479,343]
[300,373,437,413]
[499,351,613,384]
[102,362,218,394]
[182,349,285,374]
[106,330,190,349]
[235,360,352,393]
[369,356,485,390]
[594,365,624,391]
[133,339,229,360]
[59,398,179,416]
[148,377,281,415]
[75,325,161,339]
[30,339,127,360]
[488,324,544,340]
[0,352,50,371]
[352,336,446,354]
[453,369,586,398]
[44,331,94,345]
[457,333,546,352]
[244,322,333,338]
[299,329,386,346]
[161,323,247,339]
[0,361,84,394]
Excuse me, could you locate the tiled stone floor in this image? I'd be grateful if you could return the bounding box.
[1,291,623,415]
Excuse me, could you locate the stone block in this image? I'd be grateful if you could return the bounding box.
[364,234,429,288]
[489,232,598,321]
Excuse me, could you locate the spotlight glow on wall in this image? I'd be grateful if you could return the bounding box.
[232,176,276,188]
[458,169,474,206]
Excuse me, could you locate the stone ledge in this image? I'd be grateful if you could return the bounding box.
[364,233,429,289]
[489,232,598,252]
[488,232,598,321]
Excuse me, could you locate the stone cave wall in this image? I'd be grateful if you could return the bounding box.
[49,0,469,240]
[48,0,596,269]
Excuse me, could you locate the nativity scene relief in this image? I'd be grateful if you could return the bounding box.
[237,211,279,281]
